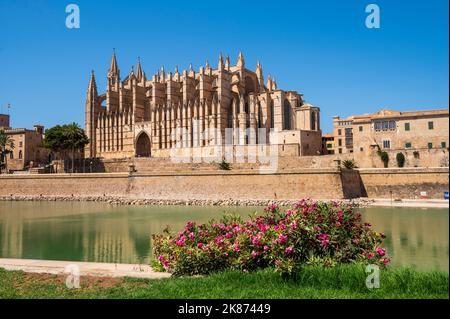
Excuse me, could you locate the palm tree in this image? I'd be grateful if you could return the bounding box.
[0,130,14,174]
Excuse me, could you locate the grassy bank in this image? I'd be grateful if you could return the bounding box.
[0,264,448,299]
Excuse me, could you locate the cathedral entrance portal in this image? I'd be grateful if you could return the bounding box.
[135,132,151,157]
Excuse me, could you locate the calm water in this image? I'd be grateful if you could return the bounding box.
[0,202,448,271]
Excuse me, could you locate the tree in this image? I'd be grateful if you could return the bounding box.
[63,123,89,173]
[0,130,14,174]
[377,150,389,168]
[43,125,65,173]
[341,159,356,169]
[396,152,406,168]
[43,123,89,173]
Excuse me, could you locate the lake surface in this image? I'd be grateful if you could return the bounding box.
[0,202,448,271]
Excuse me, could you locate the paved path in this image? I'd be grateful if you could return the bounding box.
[0,258,171,279]
[369,199,449,209]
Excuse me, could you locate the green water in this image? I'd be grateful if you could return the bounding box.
[0,201,448,271]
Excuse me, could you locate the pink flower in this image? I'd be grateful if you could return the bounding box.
[158,255,170,269]
[383,258,391,266]
[290,220,298,230]
[367,252,375,260]
[252,236,262,246]
[277,234,288,244]
[176,236,186,247]
[197,242,204,249]
[233,225,242,233]
[263,245,269,252]
[189,232,195,240]
[285,246,294,254]
[320,239,330,248]
[318,233,328,241]
[251,251,260,259]
[258,223,269,233]
[318,234,330,249]
[186,221,194,229]
[376,247,386,257]
[233,243,240,253]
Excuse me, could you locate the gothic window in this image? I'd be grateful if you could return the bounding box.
[258,103,264,128]
[270,101,274,129]
[10,151,13,159]
[18,150,23,160]
[283,100,291,130]
[245,76,256,94]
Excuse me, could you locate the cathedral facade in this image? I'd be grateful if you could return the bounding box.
[84,52,322,160]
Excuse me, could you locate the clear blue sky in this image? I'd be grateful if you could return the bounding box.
[0,0,448,133]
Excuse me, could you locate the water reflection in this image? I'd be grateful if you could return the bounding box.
[0,202,448,271]
[360,207,449,272]
[0,202,258,264]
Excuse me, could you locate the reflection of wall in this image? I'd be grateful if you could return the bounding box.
[362,208,449,271]
[0,202,256,264]
[1,202,448,271]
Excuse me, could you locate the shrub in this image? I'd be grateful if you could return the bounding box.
[396,152,406,167]
[341,159,356,169]
[218,159,231,170]
[152,200,390,276]
[377,150,389,168]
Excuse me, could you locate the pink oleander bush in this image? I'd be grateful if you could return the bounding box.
[152,200,390,276]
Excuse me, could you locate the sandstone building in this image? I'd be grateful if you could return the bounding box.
[1,122,48,171]
[0,114,10,130]
[332,108,449,167]
[85,52,322,160]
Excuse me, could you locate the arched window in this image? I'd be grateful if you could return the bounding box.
[311,112,316,131]
[258,103,264,128]
[10,151,13,159]
[136,131,151,157]
[270,101,274,129]
[19,150,23,160]
[283,100,291,130]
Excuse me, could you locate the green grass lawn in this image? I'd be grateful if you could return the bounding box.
[0,265,448,299]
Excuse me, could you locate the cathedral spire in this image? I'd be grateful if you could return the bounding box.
[161,65,166,82]
[225,54,230,70]
[109,49,119,76]
[87,70,98,96]
[135,57,143,82]
[236,51,245,68]
[256,61,264,89]
[218,53,224,70]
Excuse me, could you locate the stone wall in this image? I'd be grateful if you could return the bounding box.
[357,167,449,199]
[1,167,447,200]
[0,169,345,200]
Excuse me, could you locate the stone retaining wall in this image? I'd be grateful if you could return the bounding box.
[0,168,447,200]
[0,169,345,200]
[357,167,449,199]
